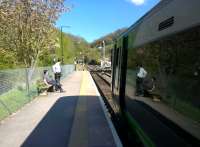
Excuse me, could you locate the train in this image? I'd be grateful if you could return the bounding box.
[110,0,200,146]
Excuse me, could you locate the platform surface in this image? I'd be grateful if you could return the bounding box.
[0,71,122,147]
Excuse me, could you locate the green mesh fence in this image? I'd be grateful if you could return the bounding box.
[0,64,74,120]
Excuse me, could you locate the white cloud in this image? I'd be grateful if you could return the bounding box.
[128,0,146,6]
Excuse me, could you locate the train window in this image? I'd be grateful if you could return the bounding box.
[114,48,119,90]
[117,47,122,90]
[119,36,128,109]
[125,25,200,123]
[112,47,119,75]
[116,48,119,67]
[112,47,117,88]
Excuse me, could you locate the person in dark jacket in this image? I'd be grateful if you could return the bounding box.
[43,70,64,93]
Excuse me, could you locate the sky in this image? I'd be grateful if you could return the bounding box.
[56,0,160,43]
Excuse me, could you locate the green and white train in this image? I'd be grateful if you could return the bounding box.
[111,0,200,146]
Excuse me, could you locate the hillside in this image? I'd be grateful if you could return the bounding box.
[0,29,101,69]
[55,31,101,65]
[0,27,126,69]
[91,28,127,48]
[90,28,127,60]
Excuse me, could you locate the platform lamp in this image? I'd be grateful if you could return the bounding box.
[102,40,106,61]
[98,40,106,68]
[60,26,71,64]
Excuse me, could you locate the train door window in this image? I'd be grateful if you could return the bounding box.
[114,47,119,90]
[116,48,119,67]
[119,36,128,109]
[117,47,122,90]
[112,45,117,91]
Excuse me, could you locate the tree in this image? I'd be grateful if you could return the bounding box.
[0,0,69,68]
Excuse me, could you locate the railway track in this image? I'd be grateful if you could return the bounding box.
[90,71,142,147]
[96,72,111,86]
[90,72,112,106]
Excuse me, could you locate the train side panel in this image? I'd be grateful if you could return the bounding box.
[112,0,200,146]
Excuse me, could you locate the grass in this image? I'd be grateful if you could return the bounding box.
[0,86,38,121]
[0,104,9,120]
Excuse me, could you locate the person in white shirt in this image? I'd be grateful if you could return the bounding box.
[52,58,62,89]
[136,64,147,96]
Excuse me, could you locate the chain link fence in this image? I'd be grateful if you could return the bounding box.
[0,64,74,120]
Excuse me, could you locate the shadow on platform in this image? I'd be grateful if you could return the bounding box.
[21,96,78,147]
[21,95,116,147]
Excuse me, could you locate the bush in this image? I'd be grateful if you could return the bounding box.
[36,80,48,94]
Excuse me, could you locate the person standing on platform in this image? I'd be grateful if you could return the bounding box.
[136,64,147,96]
[74,57,77,71]
[52,58,62,88]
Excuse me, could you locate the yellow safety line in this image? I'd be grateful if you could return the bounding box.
[80,71,88,95]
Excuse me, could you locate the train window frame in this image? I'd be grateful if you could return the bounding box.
[119,36,129,110]
[117,46,123,91]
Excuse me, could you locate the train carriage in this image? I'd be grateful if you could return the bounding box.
[111,0,200,146]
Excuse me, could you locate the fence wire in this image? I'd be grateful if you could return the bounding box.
[0,64,74,120]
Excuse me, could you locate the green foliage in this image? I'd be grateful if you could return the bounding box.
[0,0,67,69]
[0,89,29,120]
[86,47,101,64]
[90,28,127,61]
[0,0,101,69]
[52,31,101,65]
[0,48,17,69]
[105,44,113,59]
[0,103,9,120]
[36,80,48,93]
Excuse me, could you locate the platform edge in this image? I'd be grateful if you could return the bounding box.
[88,72,123,147]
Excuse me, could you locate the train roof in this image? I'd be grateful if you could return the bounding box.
[115,0,200,48]
[116,0,172,40]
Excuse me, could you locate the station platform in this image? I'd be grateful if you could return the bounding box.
[0,71,122,147]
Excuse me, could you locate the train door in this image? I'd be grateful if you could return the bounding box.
[117,46,122,91]
[119,36,128,110]
[114,47,120,99]
[111,44,117,92]
[111,44,119,97]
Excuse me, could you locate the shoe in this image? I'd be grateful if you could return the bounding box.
[60,89,65,93]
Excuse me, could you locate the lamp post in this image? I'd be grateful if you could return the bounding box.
[98,40,106,60]
[102,40,106,60]
[98,40,106,68]
[60,26,70,63]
